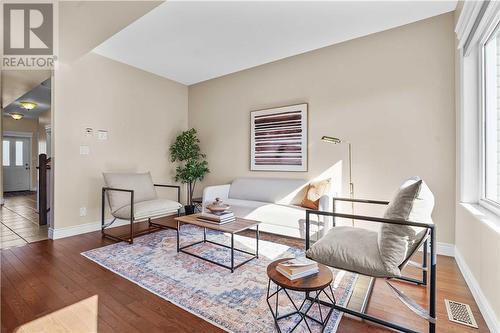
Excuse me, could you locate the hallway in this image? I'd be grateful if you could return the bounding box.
[0,192,48,249]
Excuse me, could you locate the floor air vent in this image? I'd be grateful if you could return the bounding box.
[444,299,478,328]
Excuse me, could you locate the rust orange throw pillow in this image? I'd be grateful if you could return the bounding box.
[301,179,331,210]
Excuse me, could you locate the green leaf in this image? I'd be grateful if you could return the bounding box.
[170,129,210,202]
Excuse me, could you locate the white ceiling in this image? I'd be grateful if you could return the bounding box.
[93,1,457,86]
[3,79,51,119]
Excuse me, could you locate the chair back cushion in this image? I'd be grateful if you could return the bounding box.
[103,172,157,213]
[379,177,434,276]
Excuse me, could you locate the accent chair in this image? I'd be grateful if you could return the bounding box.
[101,172,182,243]
[305,177,436,333]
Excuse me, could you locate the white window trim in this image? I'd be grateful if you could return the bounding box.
[457,1,500,216]
[478,20,500,213]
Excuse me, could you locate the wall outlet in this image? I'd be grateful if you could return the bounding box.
[79,207,87,217]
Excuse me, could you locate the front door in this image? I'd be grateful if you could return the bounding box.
[3,136,31,192]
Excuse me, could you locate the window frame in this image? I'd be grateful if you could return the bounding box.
[479,21,500,214]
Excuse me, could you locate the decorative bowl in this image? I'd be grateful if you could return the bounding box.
[206,197,230,214]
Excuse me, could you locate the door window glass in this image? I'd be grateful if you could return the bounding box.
[15,141,23,166]
[2,140,10,166]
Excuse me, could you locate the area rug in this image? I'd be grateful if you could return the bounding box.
[81,226,357,332]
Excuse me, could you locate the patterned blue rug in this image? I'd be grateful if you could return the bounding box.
[81,225,357,332]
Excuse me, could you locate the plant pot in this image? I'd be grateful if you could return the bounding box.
[184,205,196,215]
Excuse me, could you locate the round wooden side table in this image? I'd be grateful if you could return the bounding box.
[266,258,336,333]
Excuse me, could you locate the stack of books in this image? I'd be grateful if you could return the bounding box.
[276,258,319,280]
[196,211,236,224]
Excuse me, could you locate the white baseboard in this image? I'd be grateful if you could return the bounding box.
[49,219,456,258]
[418,242,455,257]
[436,242,455,257]
[455,248,500,333]
[49,219,130,240]
[47,220,499,331]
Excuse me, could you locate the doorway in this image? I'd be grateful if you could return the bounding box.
[1,76,52,249]
[3,133,32,192]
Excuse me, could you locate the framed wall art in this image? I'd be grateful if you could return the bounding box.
[250,103,308,171]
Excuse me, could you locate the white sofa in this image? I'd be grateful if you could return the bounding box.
[202,177,332,239]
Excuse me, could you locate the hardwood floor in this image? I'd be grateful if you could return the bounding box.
[0,217,490,333]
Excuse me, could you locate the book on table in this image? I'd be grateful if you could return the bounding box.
[276,258,319,280]
[197,211,235,224]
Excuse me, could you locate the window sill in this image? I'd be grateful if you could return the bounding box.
[460,202,500,233]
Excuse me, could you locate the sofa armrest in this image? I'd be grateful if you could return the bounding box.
[317,194,332,233]
[202,184,231,205]
[318,194,330,212]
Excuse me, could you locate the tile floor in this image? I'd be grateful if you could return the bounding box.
[0,192,48,250]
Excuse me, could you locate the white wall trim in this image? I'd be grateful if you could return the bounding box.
[418,242,455,257]
[3,130,34,138]
[49,218,131,240]
[436,242,455,257]
[48,220,456,258]
[455,0,485,50]
[455,248,500,333]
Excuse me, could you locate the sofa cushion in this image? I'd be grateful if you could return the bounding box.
[103,172,157,213]
[379,177,434,276]
[112,198,182,221]
[306,226,395,277]
[228,177,308,204]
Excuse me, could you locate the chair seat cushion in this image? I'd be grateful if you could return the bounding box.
[306,226,400,278]
[112,199,182,221]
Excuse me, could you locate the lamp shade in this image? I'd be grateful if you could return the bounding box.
[321,136,342,144]
[20,101,37,110]
[10,113,24,120]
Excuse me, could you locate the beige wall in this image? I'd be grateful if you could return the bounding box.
[53,52,188,229]
[189,13,456,244]
[455,206,500,325]
[3,116,39,189]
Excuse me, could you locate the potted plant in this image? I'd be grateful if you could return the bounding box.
[170,128,209,215]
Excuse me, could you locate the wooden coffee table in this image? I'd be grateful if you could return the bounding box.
[174,213,260,272]
[266,258,335,332]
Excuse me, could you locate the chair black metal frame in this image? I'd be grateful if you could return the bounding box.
[101,184,181,244]
[305,197,436,333]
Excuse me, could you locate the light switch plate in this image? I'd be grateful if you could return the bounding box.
[79,145,90,155]
[97,130,108,140]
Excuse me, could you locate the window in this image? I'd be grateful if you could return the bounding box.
[2,140,10,166]
[15,141,23,166]
[483,24,500,205]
